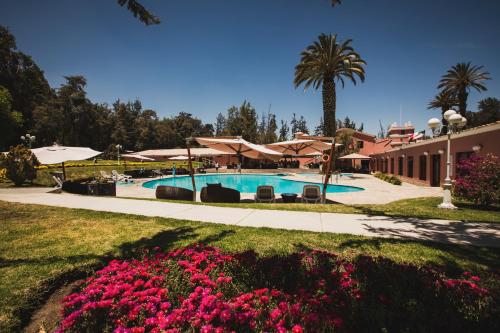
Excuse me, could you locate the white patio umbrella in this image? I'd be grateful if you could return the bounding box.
[195,136,282,161]
[168,155,191,160]
[31,144,102,179]
[266,138,335,155]
[339,153,371,160]
[121,153,155,161]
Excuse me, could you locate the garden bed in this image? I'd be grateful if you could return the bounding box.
[56,245,499,332]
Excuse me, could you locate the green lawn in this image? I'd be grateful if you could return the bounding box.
[1,201,499,332]
[130,196,500,223]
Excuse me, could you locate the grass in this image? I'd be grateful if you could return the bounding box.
[1,201,499,332]
[126,196,500,223]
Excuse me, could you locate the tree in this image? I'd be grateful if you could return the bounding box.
[239,101,258,142]
[438,62,490,117]
[116,0,160,25]
[427,90,457,134]
[0,26,52,138]
[0,86,23,150]
[314,117,324,136]
[377,120,386,139]
[467,97,500,127]
[278,120,289,141]
[357,123,364,132]
[294,33,366,137]
[214,113,227,136]
[0,145,39,186]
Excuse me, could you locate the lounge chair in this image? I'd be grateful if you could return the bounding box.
[50,173,64,193]
[152,169,165,178]
[301,185,321,204]
[200,183,240,203]
[111,170,132,182]
[100,170,113,180]
[254,185,276,203]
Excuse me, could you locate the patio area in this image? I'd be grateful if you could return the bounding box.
[115,172,443,204]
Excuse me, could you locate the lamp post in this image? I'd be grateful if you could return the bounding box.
[427,109,466,209]
[116,144,122,165]
[20,133,36,148]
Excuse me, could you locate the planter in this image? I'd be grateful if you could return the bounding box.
[156,185,193,201]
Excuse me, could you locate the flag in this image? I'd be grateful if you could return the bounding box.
[409,130,425,141]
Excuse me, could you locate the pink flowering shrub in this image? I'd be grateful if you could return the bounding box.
[56,245,499,333]
[454,154,499,206]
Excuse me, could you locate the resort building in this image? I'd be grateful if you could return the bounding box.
[370,121,500,187]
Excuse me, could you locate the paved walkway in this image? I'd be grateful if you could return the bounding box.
[1,188,499,248]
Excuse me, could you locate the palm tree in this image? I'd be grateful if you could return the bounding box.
[438,62,490,117]
[427,91,457,134]
[294,33,366,137]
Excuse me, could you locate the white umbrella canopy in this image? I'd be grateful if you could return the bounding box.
[168,155,190,161]
[31,145,102,164]
[195,136,282,161]
[121,153,155,161]
[266,138,333,155]
[339,153,371,160]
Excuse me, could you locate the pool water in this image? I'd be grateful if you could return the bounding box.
[142,174,363,194]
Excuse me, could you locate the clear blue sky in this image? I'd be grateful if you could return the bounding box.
[1,0,499,134]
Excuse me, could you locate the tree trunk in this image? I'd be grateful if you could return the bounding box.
[322,79,336,137]
[458,87,468,117]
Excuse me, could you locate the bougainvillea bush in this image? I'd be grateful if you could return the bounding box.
[454,154,499,206]
[57,245,499,333]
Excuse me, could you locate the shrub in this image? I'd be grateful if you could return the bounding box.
[0,145,40,186]
[374,172,401,185]
[56,245,498,333]
[454,154,499,206]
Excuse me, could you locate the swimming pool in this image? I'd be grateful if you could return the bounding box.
[142,174,364,194]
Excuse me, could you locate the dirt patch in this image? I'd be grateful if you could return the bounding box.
[23,281,81,333]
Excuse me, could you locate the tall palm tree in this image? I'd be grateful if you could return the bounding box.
[294,33,366,137]
[427,90,457,134]
[438,62,490,117]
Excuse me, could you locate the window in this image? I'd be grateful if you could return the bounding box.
[407,156,414,178]
[390,158,394,174]
[419,155,427,180]
[398,157,403,176]
[357,141,364,149]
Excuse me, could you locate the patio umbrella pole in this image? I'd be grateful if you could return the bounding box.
[186,138,197,202]
[61,162,66,181]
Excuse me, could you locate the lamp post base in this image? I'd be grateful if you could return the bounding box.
[438,202,457,209]
[438,186,457,209]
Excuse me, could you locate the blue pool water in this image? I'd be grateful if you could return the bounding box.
[142,174,364,194]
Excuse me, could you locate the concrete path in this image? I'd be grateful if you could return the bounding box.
[1,188,499,248]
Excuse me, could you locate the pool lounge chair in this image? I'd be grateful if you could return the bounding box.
[100,170,113,180]
[301,185,321,204]
[111,170,132,182]
[254,185,276,203]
